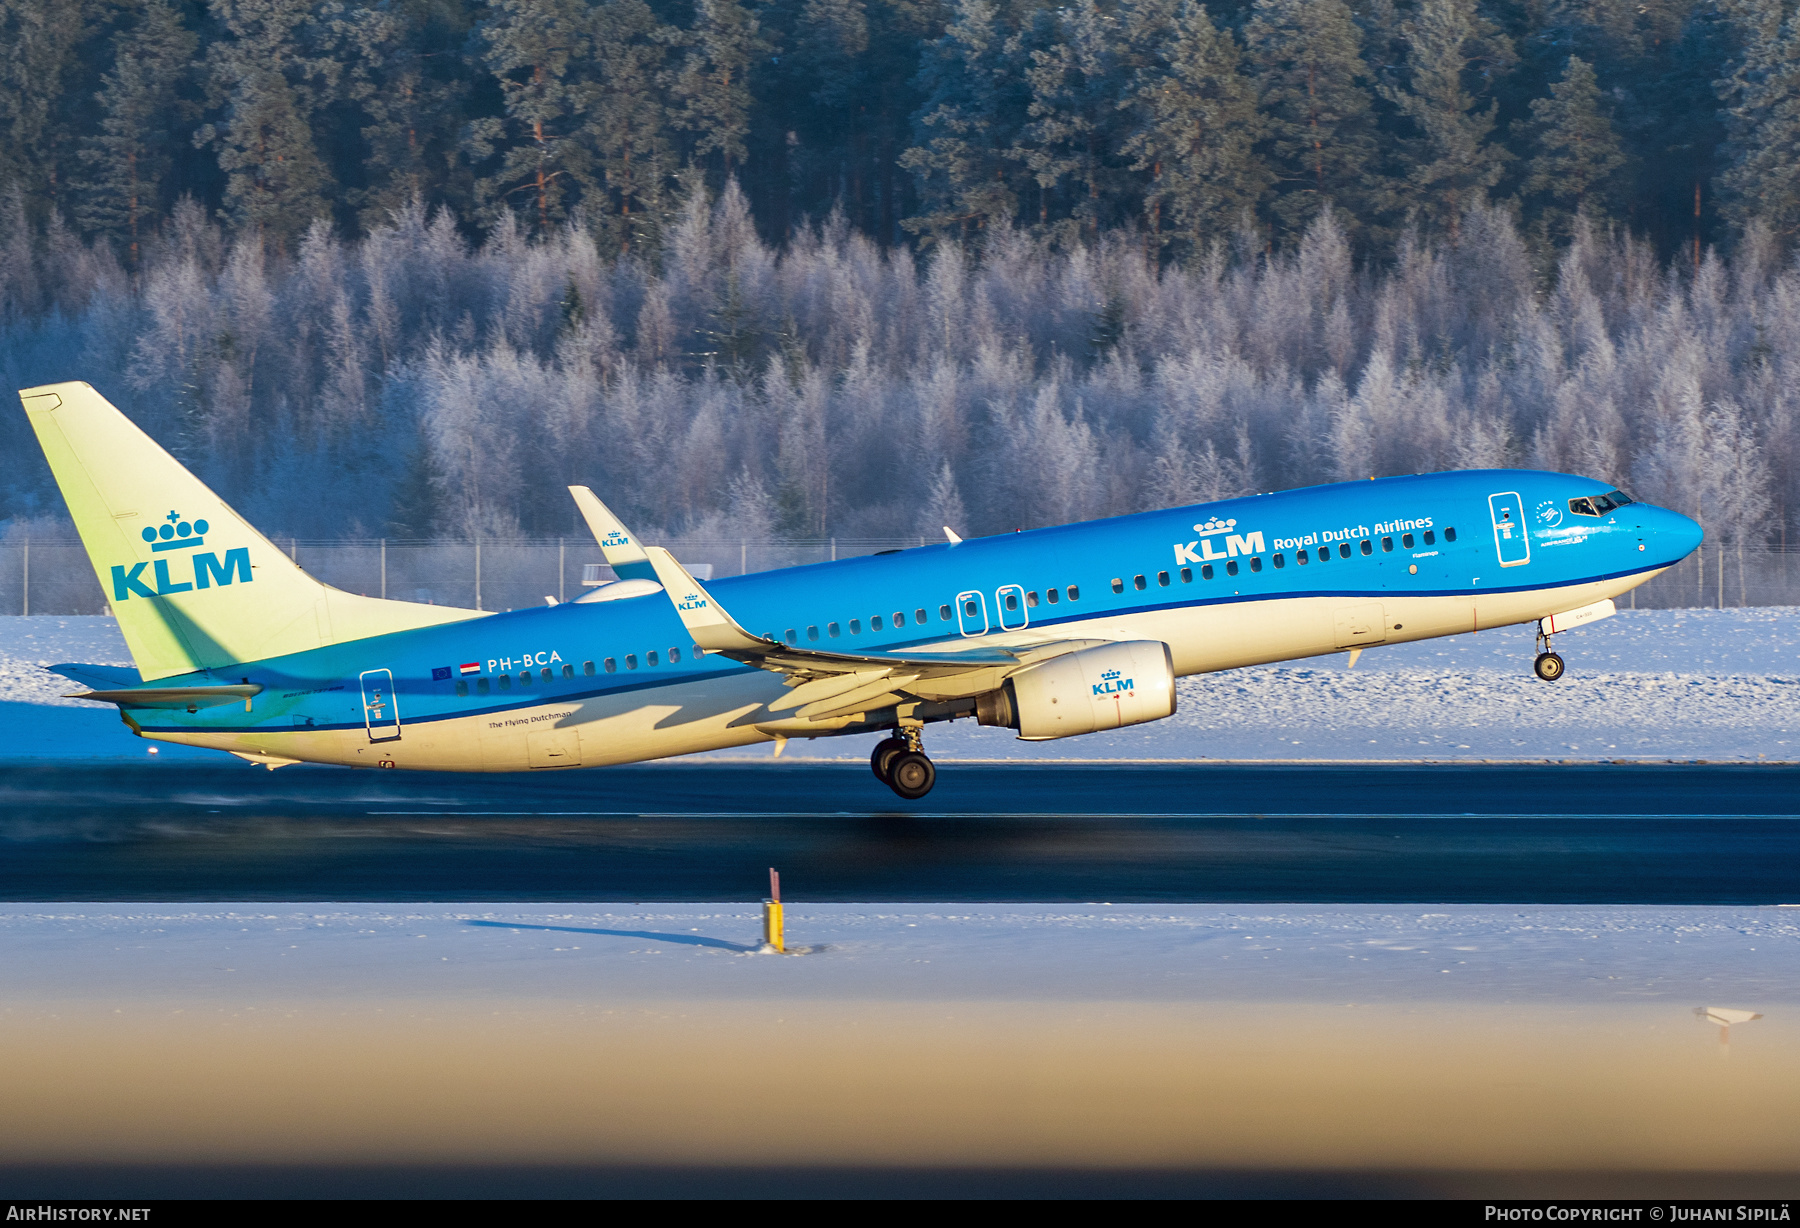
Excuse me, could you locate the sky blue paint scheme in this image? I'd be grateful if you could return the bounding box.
[92,469,1701,740]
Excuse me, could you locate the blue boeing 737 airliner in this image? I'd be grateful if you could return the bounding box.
[22,381,1701,798]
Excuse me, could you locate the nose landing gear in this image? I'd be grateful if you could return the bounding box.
[870,726,937,799]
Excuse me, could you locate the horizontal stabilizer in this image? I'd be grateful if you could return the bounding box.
[70,683,263,710]
[569,486,656,580]
[48,662,141,689]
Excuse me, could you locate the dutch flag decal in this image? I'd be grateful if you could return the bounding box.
[459,662,481,676]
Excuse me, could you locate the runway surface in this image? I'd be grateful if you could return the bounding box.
[5,762,1798,902]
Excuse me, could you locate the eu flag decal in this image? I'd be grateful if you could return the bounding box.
[431,666,452,681]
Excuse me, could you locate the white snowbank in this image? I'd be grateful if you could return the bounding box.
[3,901,1794,1005]
[3,609,1798,761]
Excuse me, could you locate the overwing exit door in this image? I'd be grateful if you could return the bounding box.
[359,668,402,742]
[956,590,988,637]
[1488,492,1530,567]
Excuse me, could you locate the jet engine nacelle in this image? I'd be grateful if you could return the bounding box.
[976,640,1176,741]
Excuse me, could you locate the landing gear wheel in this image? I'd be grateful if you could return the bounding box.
[887,750,936,800]
[870,736,907,782]
[1533,651,1565,682]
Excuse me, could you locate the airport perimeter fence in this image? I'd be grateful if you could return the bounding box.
[0,535,1796,617]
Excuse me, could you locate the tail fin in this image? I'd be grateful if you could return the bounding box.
[19,381,484,680]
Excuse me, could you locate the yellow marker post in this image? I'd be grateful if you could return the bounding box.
[763,867,785,953]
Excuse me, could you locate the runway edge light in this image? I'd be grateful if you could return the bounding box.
[764,867,785,953]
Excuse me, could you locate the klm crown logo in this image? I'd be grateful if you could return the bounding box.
[1174,516,1263,566]
[113,507,251,602]
[142,510,209,552]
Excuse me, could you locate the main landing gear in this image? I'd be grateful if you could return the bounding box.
[871,727,936,800]
[1533,626,1565,681]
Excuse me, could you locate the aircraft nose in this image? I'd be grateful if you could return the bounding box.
[1649,505,1703,564]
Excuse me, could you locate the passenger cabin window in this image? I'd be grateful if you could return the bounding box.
[893,611,906,627]
[584,660,595,676]
[477,678,490,695]
[828,622,840,637]
[872,615,884,631]
[1424,530,1436,545]
[1445,527,1457,542]
[940,604,953,620]
[1226,560,1239,576]
[542,667,553,681]
[1001,593,1017,613]
[1298,549,1309,564]
[1201,564,1214,580]
[1111,578,1124,594]
[499,674,512,691]
[563,664,574,678]
[647,651,659,667]
[1360,539,1373,555]
[455,680,468,697]
[1402,533,1414,549]
[670,648,681,663]
[963,599,978,616]
[1025,592,1039,607]
[1046,589,1059,604]
[604,658,616,673]
[1339,543,1352,559]
[1382,537,1393,552]
[806,625,819,641]
[1133,575,1147,591]
[1157,570,1170,587]
[1067,585,1080,601]
[850,619,861,634]
[519,671,531,687]
[785,629,798,645]
[1272,554,1285,569]
[916,608,928,623]
[1180,567,1192,583]
[1249,556,1263,573]
[625,654,637,670]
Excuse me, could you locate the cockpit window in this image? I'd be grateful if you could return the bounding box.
[1569,492,1626,517]
[1606,488,1634,506]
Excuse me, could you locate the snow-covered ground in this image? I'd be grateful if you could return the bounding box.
[5,609,1798,762]
[5,902,1793,1004]
[2,903,1794,1172]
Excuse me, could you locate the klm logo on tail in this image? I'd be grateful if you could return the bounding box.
[1093,668,1134,697]
[113,509,252,601]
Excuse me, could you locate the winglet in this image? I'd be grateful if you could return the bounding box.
[944,526,963,545]
[568,486,656,580]
[643,546,770,653]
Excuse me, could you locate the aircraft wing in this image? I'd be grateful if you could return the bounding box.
[568,486,657,581]
[642,547,1103,719]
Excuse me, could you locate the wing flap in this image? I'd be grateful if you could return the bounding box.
[795,674,920,720]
